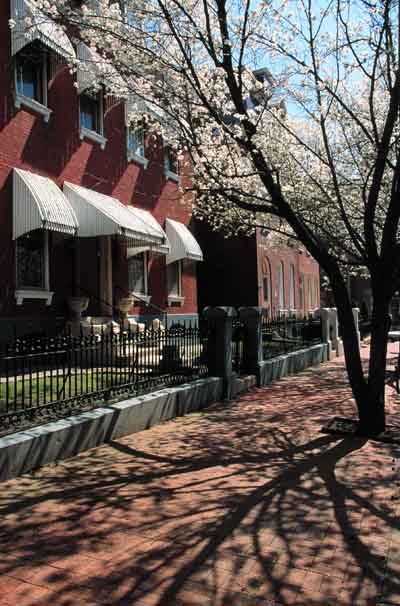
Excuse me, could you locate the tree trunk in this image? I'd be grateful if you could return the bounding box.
[362,287,391,434]
[330,272,386,435]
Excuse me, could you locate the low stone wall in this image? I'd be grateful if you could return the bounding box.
[258,343,329,386]
[0,376,223,483]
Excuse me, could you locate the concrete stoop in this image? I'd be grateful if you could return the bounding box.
[0,344,328,483]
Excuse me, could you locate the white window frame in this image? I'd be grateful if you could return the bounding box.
[289,264,295,310]
[164,147,180,183]
[79,91,107,150]
[167,260,184,305]
[127,251,150,303]
[14,48,52,123]
[15,230,53,305]
[278,261,285,310]
[127,126,149,168]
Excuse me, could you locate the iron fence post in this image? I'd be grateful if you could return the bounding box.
[202,306,236,400]
[238,307,264,386]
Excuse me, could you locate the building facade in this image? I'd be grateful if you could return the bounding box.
[196,225,320,316]
[0,1,204,339]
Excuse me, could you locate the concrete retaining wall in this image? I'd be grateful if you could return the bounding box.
[258,343,328,386]
[0,376,223,483]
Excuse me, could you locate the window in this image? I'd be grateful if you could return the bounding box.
[167,261,182,297]
[79,90,107,149]
[278,261,285,309]
[164,147,179,182]
[263,277,270,302]
[80,94,99,131]
[167,261,184,305]
[128,252,147,295]
[299,274,304,312]
[16,230,48,290]
[262,256,271,307]
[15,43,51,121]
[127,126,148,167]
[289,264,295,310]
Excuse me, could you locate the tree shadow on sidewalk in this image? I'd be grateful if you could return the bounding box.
[0,415,398,606]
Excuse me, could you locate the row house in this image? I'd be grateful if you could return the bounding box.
[196,224,320,316]
[0,1,204,339]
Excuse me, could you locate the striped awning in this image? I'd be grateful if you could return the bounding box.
[126,207,170,255]
[10,0,75,58]
[63,182,166,248]
[77,41,125,94]
[13,169,79,240]
[165,218,203,264]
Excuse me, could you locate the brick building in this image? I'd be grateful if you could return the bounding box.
[0,1,204,339]
[196,225,320,315]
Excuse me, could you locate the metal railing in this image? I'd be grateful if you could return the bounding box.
[0,322,208,435]
[262,313,322,360]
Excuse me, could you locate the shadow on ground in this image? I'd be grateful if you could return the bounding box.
[0,355,399,606]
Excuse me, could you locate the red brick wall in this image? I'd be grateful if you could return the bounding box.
[0,3,197,324]
[256,230,320,315]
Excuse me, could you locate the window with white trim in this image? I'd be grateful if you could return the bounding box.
[80,90,103,132]
[128,252,148,296]
[167,261,182,297]
[278,261,285,309]
[79,89,106,148]
[16,230,49,290]
[164,147,179,181]
[15,42,51,121]
[289,264,295,310]
[127,125,148,167]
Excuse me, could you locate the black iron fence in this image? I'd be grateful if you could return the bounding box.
[0,322,207,435]
[262,314,322,360]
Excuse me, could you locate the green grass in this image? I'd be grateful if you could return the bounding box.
[0,370,136,412]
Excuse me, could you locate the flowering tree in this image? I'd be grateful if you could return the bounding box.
[26,0,400,435]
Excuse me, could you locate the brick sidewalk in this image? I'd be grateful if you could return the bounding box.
[0,345,399,606]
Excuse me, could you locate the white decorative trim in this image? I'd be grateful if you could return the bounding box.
[127,152,149,169]
[80,127,107,150]
[15,93,52,122]
[15,290,54,306]
[168,295,185,306]
[131,292,151,304]
[164,169,180,183]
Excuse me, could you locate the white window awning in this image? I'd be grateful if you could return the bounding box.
[126,207,170,255]
[13,169,79,240]
[77,41,125,94]
[63,182,167,249]
[10,0,75,58]
[165,218,203,264]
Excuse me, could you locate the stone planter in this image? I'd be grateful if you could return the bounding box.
[68,296,89,315]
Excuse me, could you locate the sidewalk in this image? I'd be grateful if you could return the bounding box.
[0,345,399,606]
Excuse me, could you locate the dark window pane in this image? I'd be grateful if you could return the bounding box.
[128,127,145,156]
[164,148,179,174]
[167,261,181,296]
[263,277,270,302]
[80,94,98,131]
[17,231,45,289]
[16,50,43,101]
[128,253,146,293]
